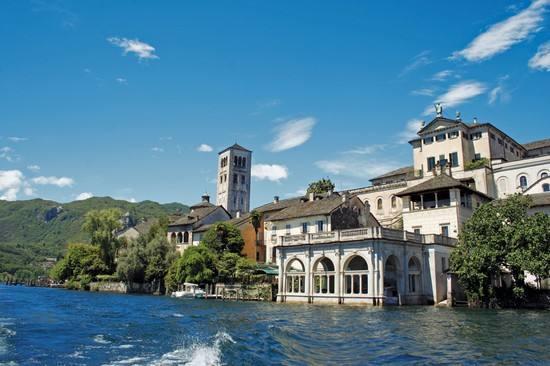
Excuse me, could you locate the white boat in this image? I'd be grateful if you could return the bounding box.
[171,283,206,299]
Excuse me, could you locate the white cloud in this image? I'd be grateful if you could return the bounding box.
[27,165,40,172]
[423,81,487,116]
[197,144,213,152]
[315,158,401,179]
[529,41,550,71]
[398,119,424,143]
[32,176,74,187]
[0,147,15,162]
[115,77,127,84]
[267,117,316,152]
[8,137,27,142]
[151,147,164,153]
[411,88,435,97]
[251,164,289,182]
[0,170,24,201]
[431,70,454,81]
[452,0,550,62]
[75,192,94,201]
[489,86,503,105]
[285,188,307,198]
[344,144,386,155]
[399,50,431,77]
[107,37,159,60]
[23,185,35,196]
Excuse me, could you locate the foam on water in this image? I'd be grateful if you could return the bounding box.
[94,334,111,344]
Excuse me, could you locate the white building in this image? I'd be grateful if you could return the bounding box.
[216,144,252,217]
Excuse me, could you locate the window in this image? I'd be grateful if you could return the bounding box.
[344,256,368,295]
[391,196,397,209]
[441,257,447,271]
[423,136,434,144]
[285,224,291,235]
[219,175,223,184]
[233,174,238,184]
[242,157,246,167]
[314,258,335,295]
[490,133,495,140]
[317,220,324,232]
[449,152,459,167]
[498,138,503,145]
[541,172,549,178]
[474,153,481,161]
[301,222,308,233]
[436,133,446,141]
[439,154,447,167]
[543,184,550,192]
[510,147,514,153]
[441,225,449,237]
[377,198,383,211]
[427,157,436,171]
[183,232,189,243]
[505,143,508,149]
[241,175,245,184]
[413,227,421,235]
[470,132,482,140]
[448,131,459,139]
[408,257,421,293]
[234,156,238,166]
[519,176,528,189]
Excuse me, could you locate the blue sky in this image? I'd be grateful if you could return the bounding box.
[1,0,549,207]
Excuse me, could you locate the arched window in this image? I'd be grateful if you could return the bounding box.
[286,259,305,294]
[408,257,421,293]
[377,198,383,211]
[543,183,550,192]
[238,156,242,167]
[234,156,238,166]
[176,232,183,244]
[519,175,528,189]
[384,255,400,297]
[344,256,368,295]
[391,196,397,209]
[170,233,176,244]
[242,157,246,167]
[541,172,549,178]
[183,232,189,243]
[313,257,335,294]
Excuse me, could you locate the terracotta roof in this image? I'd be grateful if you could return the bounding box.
[268,193,349,221]
[523,138,550,151]
[218,143,251,154]
[370,166,414,182]
[530,193,550,207]
[253,196,305,213]
[396,173,490,198]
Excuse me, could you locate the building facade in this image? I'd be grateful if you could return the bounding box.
[216,144,252,217]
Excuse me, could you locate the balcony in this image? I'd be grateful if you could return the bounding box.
[276,227,457,247]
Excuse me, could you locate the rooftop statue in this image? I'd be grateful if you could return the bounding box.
[434,103,443,117]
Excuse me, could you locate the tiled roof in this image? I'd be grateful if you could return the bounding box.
[523,138,550,151]
[169,205,218,226]
[370,166,414,182]
[133,219,157,235]
[396,173,489,198]
[193,212,251,233]
[530,192,550,207]
[253,196,305,213]
[218,143,251,154]
[268,194,348,221]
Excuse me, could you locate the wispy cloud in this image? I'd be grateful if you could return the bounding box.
[267,117,316,152]
[488,75,511,105]
[75,192,94,201]
[529,41,550,71]
[151,147,164,153]
[315,158,401,179]
[431,70,455,81]
[399,50,431,77]
[411,88,435,97]
[8,137,27,143]
[398,119,424,143]
[343,144,386,155]
[285,188,307,198]
[27,165,41,172]
[251,164,289,182]
[115,77,127,84]
[423,80,487,116]
[197,144,213,152]
[0,170,25,201]
[32,176,74,187]
[0,147,18,162]
[107,37,159,60]
[452,0,550,62]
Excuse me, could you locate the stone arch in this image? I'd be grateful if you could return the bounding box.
[407,256,422,294]
[343,255,369,295]
[285,258,305,294]
[496,177,508,196]
[170,232,176,244]
[376,197,383,211]
[313,257,336,294]
[313,256,335,272]
[538,169,549,179]
[286,258,305,273]
[391,195,397,210]
[176,232,183,244]
[183,231,190,243]
[384,255,401,298]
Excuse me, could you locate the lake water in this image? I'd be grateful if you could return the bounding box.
[1,285,549,365]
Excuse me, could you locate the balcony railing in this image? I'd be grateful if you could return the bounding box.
[277,227,457,247]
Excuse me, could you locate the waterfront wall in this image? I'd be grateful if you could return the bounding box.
[89,281,155,294]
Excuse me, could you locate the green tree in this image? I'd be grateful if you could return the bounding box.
[235,257,257,284]
[306,178,335,195]
[169,245,218,285]
[450,194,548,306]
[116,238,146,283]
[217,252,242,284]
[144,234,177,293]
[146,216,170,242]
[82,208,123,272]
[201,222,244,255]
[50,243,107,283]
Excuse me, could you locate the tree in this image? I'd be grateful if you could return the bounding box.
[450,194,549,306]
[168,245,218,286]
[306,178,335,195]
[146,216,169,242]
[201,222,244,255]
[50,243,107,283]
[82,208,123,272]
[217,252,242,284]
[144,234,177,293]
[250,210,261,242]
[116,238,146,283]
[235,257,257,284]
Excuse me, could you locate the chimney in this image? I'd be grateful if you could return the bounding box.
[273,196,279,204]
[341,192,347,202]
[236,211,241,218]
[309,192,315,201]
[201,194,210,203]
[328,188,334,196]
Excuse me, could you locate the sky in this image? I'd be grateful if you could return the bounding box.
[1,0,549,207]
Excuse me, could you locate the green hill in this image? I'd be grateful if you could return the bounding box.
[0,197,189,278]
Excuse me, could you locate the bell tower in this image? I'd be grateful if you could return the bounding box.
[216,143,252,217]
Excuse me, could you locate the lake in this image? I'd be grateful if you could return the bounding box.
[1,285,549,365]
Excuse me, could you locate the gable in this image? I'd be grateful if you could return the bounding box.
[418,117,463,135]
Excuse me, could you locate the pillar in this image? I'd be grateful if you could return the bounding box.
[335,246,341,304]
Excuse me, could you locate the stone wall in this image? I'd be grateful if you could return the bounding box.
[89,281,156,294]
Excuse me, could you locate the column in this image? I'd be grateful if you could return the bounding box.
[435,192,439,208]
[277,248,284,302]
[420,194,424,210]
[335,246,341,303]
[379,250,385,304]
[369,247,375,304]
[305,250,311,302]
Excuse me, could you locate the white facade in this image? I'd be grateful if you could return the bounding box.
[492,155,550,198]
[216,144,252,217]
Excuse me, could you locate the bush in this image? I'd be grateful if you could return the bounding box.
[465,158,489,170]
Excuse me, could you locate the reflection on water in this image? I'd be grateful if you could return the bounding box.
[1,285,549,365]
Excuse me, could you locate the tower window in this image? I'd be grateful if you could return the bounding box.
[241,175,245,184]
[519,176,528,189]
[233,174,238,184]
[242,157,246,167]
[234,156,238,166]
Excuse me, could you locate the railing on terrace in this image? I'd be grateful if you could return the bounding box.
[277,227,457,247]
